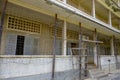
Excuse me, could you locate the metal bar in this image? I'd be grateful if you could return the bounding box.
[84,49,88,76]
[79,22,82,80]
[51,14,57,80]
[70,48,76,80]
[114,36,119,69]
[0,0,8,52]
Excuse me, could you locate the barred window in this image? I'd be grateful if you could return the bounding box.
[8,16,41,33]
[51,27,62,38]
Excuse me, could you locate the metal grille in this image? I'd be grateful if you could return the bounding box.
[51,27,62,38]
[67,30,79,40]
[51,27,79,40]
[8,16,41,33]
[16,35,25,55]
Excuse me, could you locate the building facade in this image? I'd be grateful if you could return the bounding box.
[0,0,120,80]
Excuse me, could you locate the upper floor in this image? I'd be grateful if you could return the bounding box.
[0,0,120,38]
[58,0,120,30]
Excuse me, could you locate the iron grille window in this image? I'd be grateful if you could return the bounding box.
[16,35,25,55]
[8,16,41,33]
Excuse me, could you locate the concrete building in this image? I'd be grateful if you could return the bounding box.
[0,0,120,80]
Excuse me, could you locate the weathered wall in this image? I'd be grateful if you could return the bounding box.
[0,56,79,79]
[100,55,116,72]
[2,14,84,55]
[1,69,79,80]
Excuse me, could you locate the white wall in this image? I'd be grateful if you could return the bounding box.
[0,55,79,79]
[100,55,116,72]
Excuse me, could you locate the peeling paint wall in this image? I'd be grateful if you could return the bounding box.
[0,56,79,79]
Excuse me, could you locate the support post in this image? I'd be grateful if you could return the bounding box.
[62,19,67,56]
[118,0,120,7]
[79,22,82,80]
[92,0,96,18]
[110,36,115,55]
[0,0,8,54]
[93,29,98,67]
[118,23,120,30]
[108,10,112,27]
[51,14,57,80]
[114,38,119,69]
[63,0,67,3]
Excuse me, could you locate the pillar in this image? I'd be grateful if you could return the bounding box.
[62,19,67,56]
[119,23,120,30]
[51,14,58,80]
[0,0,8,54]
[92,0,96,18]
[108,10,112,27]
[93,29,98,66]
[118,0,120,7]
[63,0,67,3]
[110,36,115,55]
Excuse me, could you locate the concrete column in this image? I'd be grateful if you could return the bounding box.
[118,0,120,6]
[93,29,98,66]
[108,10,112,27]
[62,19,67,56]
[110,36,115,55]
[60,0,66,3]
[0,0,8,54]
[63,0,67,3]
[119,23,120,30]
[92,0,96,18]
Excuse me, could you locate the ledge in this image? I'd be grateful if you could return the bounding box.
[0,55,74,58]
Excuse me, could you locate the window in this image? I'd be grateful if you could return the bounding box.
[5,33,39,55]
[8,16,41,33]
[16,35,25,55]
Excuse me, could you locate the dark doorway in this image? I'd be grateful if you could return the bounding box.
[16,35,25,55]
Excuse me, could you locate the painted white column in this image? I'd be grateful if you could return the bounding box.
[62,19,67,56]
[108,10,112,27]
[92,0,96,18]
[111,36,115,55]
[118,0,120,7]
[119,21,120,30]
[93,29,98,66]
[64,0,67,3]
[60,0,66,3]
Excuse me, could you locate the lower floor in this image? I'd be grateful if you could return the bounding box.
[0,55,120,80]
[1,15,120,56]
